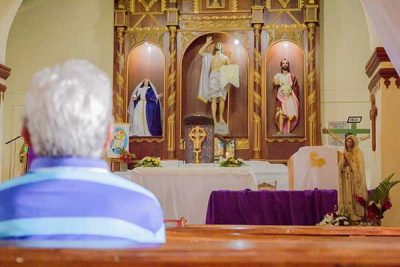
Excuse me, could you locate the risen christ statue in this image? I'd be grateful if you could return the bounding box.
[197,36,239,135]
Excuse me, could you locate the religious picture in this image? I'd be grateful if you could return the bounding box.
[214,137,224,160]
[107,123,129,158]
[128,79,162,137]
[225,139,236,158]
[197,36,239,135]
[273,59,300,135]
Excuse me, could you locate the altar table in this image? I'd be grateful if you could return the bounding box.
[118,166,258,224]
[206,189,337,225]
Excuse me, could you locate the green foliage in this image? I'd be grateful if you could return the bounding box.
[370,173,400,204]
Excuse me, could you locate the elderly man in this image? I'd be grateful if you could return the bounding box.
[0,60,165,246]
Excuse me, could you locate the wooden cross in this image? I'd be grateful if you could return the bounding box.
[189,126,207,163]
[322,123,370,136]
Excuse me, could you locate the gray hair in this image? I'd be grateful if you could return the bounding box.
[25,59,113,158]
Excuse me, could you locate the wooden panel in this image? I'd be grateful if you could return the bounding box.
[2,225,400,266]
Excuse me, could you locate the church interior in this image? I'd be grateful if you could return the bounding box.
[1,0,400,265]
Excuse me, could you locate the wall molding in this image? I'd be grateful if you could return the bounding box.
[0,63,11,80]
[365,47,391,78]
[369,68,400,92]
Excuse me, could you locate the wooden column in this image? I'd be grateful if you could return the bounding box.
[306,22,318,146]
[251,5,264,159]
[252,23,262,159]
[166,4,179,159]
[113,4,127,123]
[167,25,177,159]
[305,2,320,146]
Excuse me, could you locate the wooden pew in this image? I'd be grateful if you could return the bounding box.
[1,225,400,266]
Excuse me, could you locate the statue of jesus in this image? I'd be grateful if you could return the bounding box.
[197,36,239,135]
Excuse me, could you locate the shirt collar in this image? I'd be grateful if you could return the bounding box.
[30,157,109,171]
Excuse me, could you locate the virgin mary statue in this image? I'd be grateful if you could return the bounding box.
[128,79,162,136]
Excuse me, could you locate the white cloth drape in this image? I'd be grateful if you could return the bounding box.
[361,0,400,75]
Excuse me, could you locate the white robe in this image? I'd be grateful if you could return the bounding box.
[198,53,239,103]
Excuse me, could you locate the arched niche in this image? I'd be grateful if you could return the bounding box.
[127,43,165,137]
[181,33,249,137]
[265,41,305,138]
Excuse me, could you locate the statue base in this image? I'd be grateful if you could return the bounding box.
[215,122,230,136]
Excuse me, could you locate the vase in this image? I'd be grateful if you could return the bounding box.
[120,162,128,172]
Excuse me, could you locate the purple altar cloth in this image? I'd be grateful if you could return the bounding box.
[206,189,337,225]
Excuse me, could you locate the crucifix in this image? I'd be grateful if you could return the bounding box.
[189,126,207,163]
[322,117,370,145]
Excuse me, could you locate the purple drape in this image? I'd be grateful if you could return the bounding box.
[206,189,337,225]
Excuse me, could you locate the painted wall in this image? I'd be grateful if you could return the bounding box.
[1,0,114,180]
[380,79,400,226]
[320,0,375,187]
[0,0,22,64]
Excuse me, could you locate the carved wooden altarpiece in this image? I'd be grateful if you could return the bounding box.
[113,0,321,162]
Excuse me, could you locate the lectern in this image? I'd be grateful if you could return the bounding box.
[184,113,214,163]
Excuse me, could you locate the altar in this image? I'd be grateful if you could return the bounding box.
[117,165,258,224]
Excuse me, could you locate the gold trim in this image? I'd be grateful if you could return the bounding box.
[129,0,167,13]
[130,137,164,143]
[179,15,251,21]
[266,137,306,143]
[236,138,250,149]
[265,0,304,11]
[230,0,238,12]
[180,31,200,54]
[179,15,251,30]
[264,24,306,48]
[193,0,200,13]
[263,24,307,30]
[126,27,168,49]
[206,0,225,9]
[279,0,291,8]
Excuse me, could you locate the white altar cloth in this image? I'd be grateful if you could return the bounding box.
[117,166,257,224]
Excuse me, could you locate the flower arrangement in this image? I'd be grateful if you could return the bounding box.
[136,156,161,167]
[219,157,244,167]
[356,173,399,226]
[318,207,351,226]
[119,149,136,163]
[319,173,399,226]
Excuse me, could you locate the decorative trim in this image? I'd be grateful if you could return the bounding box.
[264,24,306,48]
[0,64,11,80]
[129,0,167,13]
[236,138,250,150]
[266,137,306,143]
[130,137,164,143]
[365,47,391,78]
[179,15,251,30]
[368,68,400,91]
[265,0,304,11]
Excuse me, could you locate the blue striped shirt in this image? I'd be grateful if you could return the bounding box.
[0,157,165,247]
